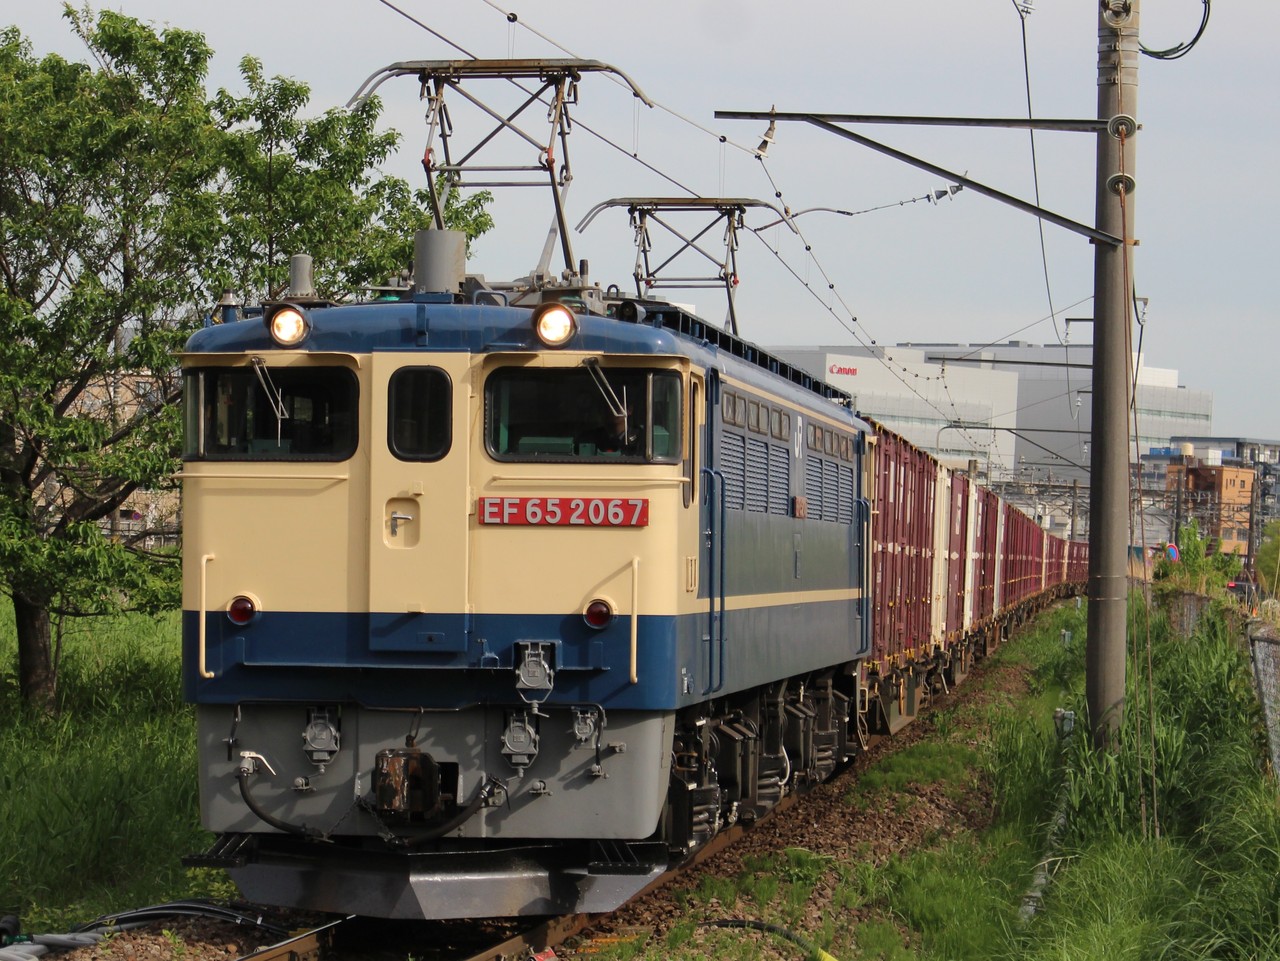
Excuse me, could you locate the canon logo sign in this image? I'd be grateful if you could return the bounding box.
[828,364,859,376]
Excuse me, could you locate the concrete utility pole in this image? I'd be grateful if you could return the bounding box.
[714,5,1135,747]
[1086,0,1140,747]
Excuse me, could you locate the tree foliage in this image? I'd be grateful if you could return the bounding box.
[1255,519,1280,598]
[0,10,220,710]
[1152,519,1243,597]
[205,61,493,302]
[0,7,493,709]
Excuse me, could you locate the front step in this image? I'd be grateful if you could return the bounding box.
[588,839,668,876]
[183,832,256,869]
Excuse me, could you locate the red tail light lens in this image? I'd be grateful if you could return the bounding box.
[583,599,613,630]
[227,595,257,626]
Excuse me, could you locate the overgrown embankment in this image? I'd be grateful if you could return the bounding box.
[576,598,1280,961]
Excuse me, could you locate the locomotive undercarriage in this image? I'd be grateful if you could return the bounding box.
[664,670,854,862]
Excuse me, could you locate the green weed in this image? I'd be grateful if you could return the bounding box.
[0,608,220,928]
[849,918,917,961]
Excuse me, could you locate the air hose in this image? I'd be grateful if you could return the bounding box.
[405,776,501,846]
[237,766,324,840]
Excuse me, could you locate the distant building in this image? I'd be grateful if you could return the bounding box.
[1163,462,1254,556]
[1167,436,1280,469]
[914,342,1212,485]
[770,346,1018,480]
[1143,437,1280,559]
[771,341,1218,539]
[772,341,1214,486]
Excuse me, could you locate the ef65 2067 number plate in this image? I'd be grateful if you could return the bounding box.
[479,496,649,527]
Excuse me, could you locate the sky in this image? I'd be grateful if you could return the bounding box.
[15,0,1279,437]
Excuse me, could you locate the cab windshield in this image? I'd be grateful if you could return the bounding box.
[487,366,681,463]
[183,365,358,461]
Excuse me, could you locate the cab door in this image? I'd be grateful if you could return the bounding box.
[366,352,473,653]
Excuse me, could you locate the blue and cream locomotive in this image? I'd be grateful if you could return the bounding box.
[181,223,873,917]
[181,58,1082,920]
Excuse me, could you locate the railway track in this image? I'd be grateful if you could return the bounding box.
[231,733,906,961]
[224,781,825,961]
[234,912,591,961]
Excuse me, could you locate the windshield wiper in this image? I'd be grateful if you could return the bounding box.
[250,356,289,445]
[582,357,629,437]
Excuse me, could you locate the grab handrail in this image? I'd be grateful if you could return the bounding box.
[630,556,641,684]
[198,553,216,679]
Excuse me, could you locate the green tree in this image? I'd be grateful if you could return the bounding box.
[0,10,221,712]
[1255,519,1280,598]
[1154,519,1242,596]
[1,9,494,711]
[207,62,494,302]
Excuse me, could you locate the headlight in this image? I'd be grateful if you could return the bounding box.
[532,302,577,348]
[266,304,311,347]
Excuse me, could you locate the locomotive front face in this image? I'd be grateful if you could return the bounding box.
[181,322,704,917]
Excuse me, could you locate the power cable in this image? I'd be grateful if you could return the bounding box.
[1010,0,1065,348]
[699,919,841,961]
[1010,1,1082,428]
[476,0,762,156]
[1141,0,1211,60]
[947,296,1094,363]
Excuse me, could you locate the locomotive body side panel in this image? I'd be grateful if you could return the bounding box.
[706,372,869,697]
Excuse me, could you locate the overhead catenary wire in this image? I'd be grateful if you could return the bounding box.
[947,295,1094,364]
[385,0,980,423]
[1010,0,1082,426]
[475,0,762,157]
[374,0,700,196]
[747,157,993,431]
[746,220,976,437]
[376,0,1093,445]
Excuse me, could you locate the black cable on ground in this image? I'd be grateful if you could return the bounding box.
[0,900,298,961]
[698,918,841,961]
[75,900,293,938]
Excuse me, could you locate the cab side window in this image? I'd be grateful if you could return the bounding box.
[389,367,452,461]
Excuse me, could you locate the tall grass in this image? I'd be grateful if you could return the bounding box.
[0,605,219,930]
[984,603,1088,832]
[1007,601,1280,961]
[837,597,1278,961]
[868,603,1092,960]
